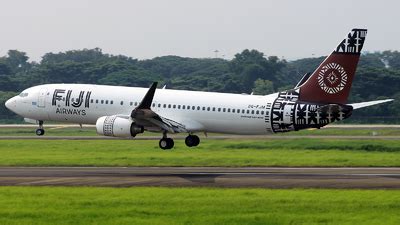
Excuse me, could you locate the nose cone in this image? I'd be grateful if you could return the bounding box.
[5,97,16,112]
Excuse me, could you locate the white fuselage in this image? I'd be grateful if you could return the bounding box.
[6,84,278,135]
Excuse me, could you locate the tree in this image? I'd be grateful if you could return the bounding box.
[6,50,30,72]
[252,79,274,95]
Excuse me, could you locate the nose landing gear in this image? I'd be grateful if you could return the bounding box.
[35,120,45,136]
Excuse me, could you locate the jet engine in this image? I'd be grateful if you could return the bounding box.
[96,115,144,137]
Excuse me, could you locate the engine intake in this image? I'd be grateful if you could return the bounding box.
[96,115,144,137]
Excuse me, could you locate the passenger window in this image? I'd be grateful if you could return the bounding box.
[120,101,124,105]
[178,105,181,109]
[223,108,226,112]
[153,103,156,107]
[237,109,240,113]
[187,105,190,110]
[158,103,161,107]
[71,98,75,102]
[227,108,231,113]
[251,110,254,114]
[163,104,166,108]
[111,100,113,104]
[101,100,104,104]
[212,107,215,111]
[202,107,205,111]
[90,99,93,103]
[105,100,109,104]
[256,110,259,114]
[218,108,221,112]
[173,105,176,109]
[182,105,186,109]
[207,107,210,111]
[96,100,99,104]
[247,110,250,114]
[135,102,138,106]
[192,106,195,110]
[197,106,200,110]
[168,104,171,108]
[130,102,133,106]
[261,111,264,115]
[242,109,245,113]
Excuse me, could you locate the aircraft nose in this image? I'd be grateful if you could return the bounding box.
[5,97,16,111]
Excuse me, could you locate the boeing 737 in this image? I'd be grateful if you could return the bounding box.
[5,28,393,149]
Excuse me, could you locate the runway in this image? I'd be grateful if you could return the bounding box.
[1,167,400,189]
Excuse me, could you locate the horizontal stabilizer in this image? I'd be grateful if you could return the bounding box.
[349,99,394,109]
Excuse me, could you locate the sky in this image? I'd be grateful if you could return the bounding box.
[0,0,398,62]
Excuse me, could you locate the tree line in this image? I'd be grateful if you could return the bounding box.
[0,48,399,123]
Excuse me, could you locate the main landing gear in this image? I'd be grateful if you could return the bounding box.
[159,132,174,150]
[158,133,200,150]
[185,134,200,147]
[35,120,45,136]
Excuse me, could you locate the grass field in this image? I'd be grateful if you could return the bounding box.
[0,186,399,225]
[0,127,98,136]
[1,126,400,136]
[1,139,400,166]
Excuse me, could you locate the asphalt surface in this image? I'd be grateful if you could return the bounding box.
[1,167,400,189]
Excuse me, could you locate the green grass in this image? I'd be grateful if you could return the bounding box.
[0,127,98,136]
[1,139,400,166]
[1,127,400,136]
[0,186,399,225]
[277,128,400,136]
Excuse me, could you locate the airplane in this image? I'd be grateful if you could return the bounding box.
[5,28,394,149]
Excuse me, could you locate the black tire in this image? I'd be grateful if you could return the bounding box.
[185,135,194,147]
[159,138,168,150]
[192,135,200,146]
[35,129,45,136]
[166,138,174,149]
[185,135,200,147]
[159,138,174,150]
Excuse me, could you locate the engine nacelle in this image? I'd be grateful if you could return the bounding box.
[96,115,144,137]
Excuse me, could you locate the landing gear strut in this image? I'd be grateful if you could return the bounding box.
[35,120,45,136]
[159,132,174,150]
[185,134,200,147]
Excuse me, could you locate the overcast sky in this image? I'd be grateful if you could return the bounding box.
[0,0,398,62]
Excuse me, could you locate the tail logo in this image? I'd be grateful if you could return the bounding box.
[317,62,348,94]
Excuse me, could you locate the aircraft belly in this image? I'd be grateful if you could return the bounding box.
[198,115,270,135]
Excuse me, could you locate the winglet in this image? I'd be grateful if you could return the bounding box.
[137,82,158,109]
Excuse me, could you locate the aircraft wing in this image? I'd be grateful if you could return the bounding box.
[349,99,394,109]
[141,114,187,133]
[129,82,188,133]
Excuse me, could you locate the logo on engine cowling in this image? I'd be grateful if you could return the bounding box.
[317,63,348,94]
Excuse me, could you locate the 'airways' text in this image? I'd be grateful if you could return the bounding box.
[56,108,86,116]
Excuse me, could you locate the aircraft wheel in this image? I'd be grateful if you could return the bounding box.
[159,138,174,150]
[35,128,45,136]
[185,135,200,147]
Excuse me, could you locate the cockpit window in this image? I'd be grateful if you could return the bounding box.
[19,92,29,97]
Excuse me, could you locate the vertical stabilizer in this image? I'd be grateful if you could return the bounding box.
[299,29,367,104]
